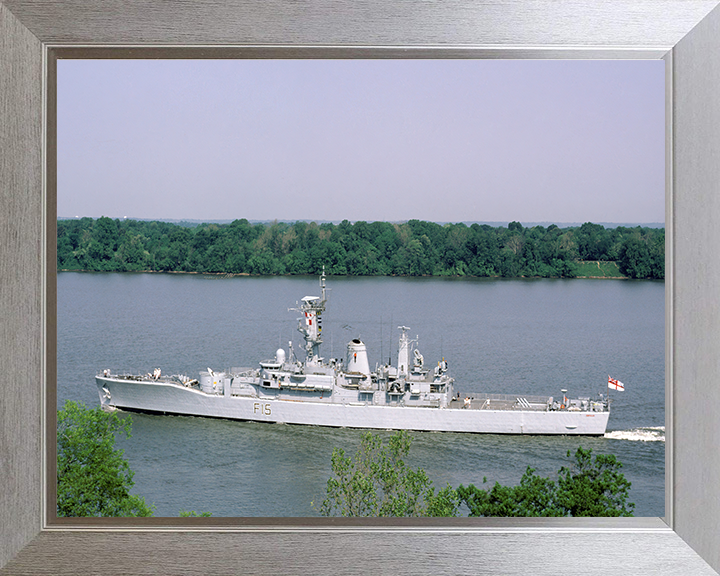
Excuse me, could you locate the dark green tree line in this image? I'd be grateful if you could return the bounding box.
[57,217,664,280]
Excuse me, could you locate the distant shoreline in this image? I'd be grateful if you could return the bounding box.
[58,216,666,230]
[57,268,641,281]
[57,218,664,280]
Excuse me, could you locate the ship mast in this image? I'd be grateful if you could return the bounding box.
[291,268,327,364]
[397,326,418,376]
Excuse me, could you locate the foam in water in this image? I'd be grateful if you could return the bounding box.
[604,426,665,442]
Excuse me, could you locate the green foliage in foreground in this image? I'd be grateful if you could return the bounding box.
[317,430,460,517]
[57,403,633,518]
[319,432,634,518]
[457,447,635,517]
[179,510,213,517]
[57,401,213,518]
[57,401,154,517]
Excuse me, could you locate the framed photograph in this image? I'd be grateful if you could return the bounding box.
[53,56,666,521]
[2,1,720,574]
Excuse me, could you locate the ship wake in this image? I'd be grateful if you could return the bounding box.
[604,426,665,442]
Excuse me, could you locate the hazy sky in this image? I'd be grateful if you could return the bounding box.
[57,59,665,225]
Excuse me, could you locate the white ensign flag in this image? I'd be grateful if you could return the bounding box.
[608,376,625,391]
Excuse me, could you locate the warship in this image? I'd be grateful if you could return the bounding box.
[96,272,611,435]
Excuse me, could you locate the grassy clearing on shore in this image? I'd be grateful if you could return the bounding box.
[575,261,626,278]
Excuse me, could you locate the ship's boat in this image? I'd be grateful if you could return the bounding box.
[96,272,610,435]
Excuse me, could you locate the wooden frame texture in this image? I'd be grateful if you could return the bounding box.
[2,1,720,574]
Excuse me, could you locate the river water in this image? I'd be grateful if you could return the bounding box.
[57,272,665,517]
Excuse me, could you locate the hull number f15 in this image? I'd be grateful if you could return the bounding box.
[253,402,272,415]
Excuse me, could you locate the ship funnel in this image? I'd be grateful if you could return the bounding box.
[346,338,370,375]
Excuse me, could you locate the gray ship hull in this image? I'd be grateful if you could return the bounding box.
[96,375,610,435]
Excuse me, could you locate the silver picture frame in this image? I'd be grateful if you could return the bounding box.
[2,1,720,574]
